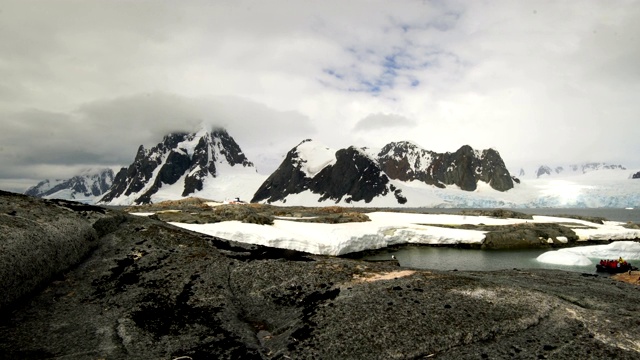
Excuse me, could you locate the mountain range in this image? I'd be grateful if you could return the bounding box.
[22,127,640,208]
[517,163,628,178]
[252,139,514,205]
[24,168,115,203]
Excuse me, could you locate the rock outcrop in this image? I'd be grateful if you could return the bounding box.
[2,192,640,359]
[310,146,395,203]
[632,171,640,179]
[0,191,108,310]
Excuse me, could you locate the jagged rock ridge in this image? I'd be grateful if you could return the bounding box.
[252,140,513,205]
[24,168,115,202]
[377,141,514,191]
[100,128,255,205]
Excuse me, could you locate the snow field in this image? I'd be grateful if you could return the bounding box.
[164,211,640,259]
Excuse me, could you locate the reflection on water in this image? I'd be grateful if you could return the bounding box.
[364,246,596,273]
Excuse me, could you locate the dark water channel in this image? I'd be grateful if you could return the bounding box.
[363,208,639,273]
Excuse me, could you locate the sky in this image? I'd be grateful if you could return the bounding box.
[1,0,639,193]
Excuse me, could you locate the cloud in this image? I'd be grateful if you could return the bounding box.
[1,0,640,192]
[0,93,316,190]
[353,113,417,132]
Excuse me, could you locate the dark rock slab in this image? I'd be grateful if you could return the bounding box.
[311,146,392,203]
[0,191,108,311]
[482,222,579,249]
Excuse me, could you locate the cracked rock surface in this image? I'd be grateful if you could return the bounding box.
[1,191,639,359]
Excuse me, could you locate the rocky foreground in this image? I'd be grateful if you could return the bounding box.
[1,191,639,359]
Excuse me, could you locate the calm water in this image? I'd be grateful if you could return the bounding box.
[364,247,596,273]
[362,208,640,273]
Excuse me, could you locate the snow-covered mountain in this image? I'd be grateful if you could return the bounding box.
[251,140,513,206]
[251,140,402,204]
[24,168,115,203]
[99,127,264,205]
[250,140,640,208]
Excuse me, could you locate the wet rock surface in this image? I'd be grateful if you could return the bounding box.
[0,191,107,310]
[480,223,580,249]
[1,192,640,359]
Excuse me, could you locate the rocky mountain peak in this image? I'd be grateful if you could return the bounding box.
[251,139,335,203]
[377,141,436,182]
[100,127,255,205]
[379,143,513,191]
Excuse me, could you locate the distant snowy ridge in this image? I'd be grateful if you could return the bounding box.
[24,168,115,203]
[99,127,263,205]
[517,162,628,179]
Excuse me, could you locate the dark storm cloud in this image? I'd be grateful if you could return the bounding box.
[0,93,316,189]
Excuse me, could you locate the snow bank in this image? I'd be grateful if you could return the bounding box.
[170,212,489,256]
[537,241,640,267]
[168,211,640,256]
[295,140,336,177]
[536,252,594,266]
